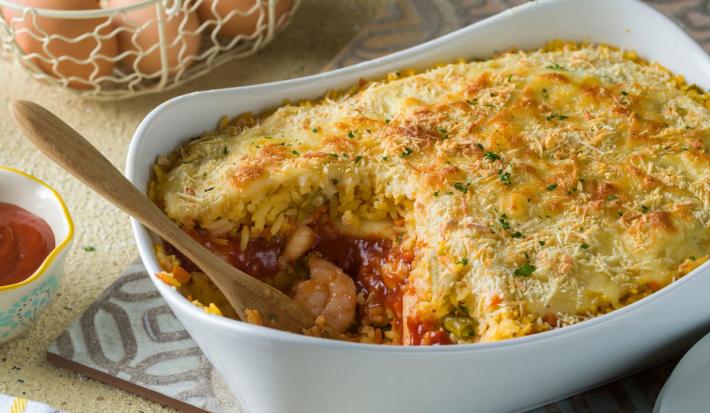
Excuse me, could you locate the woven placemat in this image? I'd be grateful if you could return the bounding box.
[47,1,710,412]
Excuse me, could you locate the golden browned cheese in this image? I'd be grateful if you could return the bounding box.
[153,43,710,343]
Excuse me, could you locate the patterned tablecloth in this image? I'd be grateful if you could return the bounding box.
[47,1,710,412]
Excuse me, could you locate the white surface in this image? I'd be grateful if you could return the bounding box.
[0,168,73,343]
[654,333,710,413]
[126,0,710,412]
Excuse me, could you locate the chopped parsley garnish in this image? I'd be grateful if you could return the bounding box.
[607,195,618,201]
[312,127,319,133]
[581,243,590,249]
[511,231,523,238]
[484,151,500,161]
[457,258,469,266]
[641,205,650,213]
[454,182,470,194]
[328,153,338,159]
[538,240,546,246]
[467,99,478,106]
[437,127,449,140]
[264,136,272,139]
[354,155,363,164]
[457,304,469,315]
[204,187,215,192]
[222,147,229,155]
[348,131,355,138]
[546,184,558,191]
[83,246,96,252]
[400,147,414,158]
[513,264,536,277]
[542,88,549,99]
[385,119,391,124]
[546,113,569,121]
[433,191,440,197]
[291,150,299,155]
[267,314,277,322]
[621,91,629,96]
[382,156,389,161]
[499,215,510,230]
[499,170,512,186]
[546,63,566,71]
[476,143,485,150]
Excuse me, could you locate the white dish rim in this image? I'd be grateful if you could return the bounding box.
[127,0,710,353]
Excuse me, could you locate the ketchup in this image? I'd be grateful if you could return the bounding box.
[0,202,55,286]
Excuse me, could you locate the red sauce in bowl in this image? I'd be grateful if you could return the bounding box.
[0,202,55,286]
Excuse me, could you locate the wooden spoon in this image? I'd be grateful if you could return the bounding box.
[10,100,314,333]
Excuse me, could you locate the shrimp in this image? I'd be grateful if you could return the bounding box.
[294,255,357,334]
[281,225,316,262]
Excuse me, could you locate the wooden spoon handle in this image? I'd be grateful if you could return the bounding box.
[10,100,198,262]
[10,100,314,332]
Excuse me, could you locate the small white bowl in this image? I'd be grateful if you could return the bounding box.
[0,166,73,343]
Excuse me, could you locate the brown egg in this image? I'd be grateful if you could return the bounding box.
[197,0,293,39]
[2,0,118,89]
[106,0,201,77]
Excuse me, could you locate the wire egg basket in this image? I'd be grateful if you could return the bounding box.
[0,0,300,100]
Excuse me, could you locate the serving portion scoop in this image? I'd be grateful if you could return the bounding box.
[10,100,314,333]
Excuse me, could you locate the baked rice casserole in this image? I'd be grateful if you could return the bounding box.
[150,42,710,345]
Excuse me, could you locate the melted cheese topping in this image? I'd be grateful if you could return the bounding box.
[153,44,710,343]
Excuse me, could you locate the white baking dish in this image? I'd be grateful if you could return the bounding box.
[126,0,710,412]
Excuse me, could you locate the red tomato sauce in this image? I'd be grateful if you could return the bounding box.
[170,221,414,342]
[0,202,55,286]
[171,229,284,281]
[406,316,453,345]
[311,223,411,340]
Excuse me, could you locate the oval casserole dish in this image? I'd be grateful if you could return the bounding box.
[127,0,710,412]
